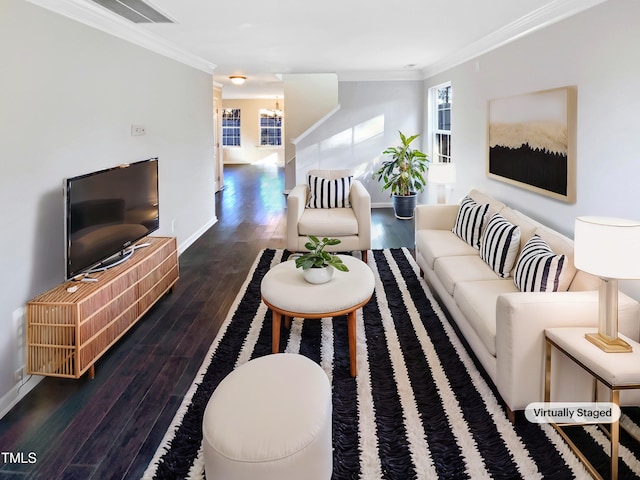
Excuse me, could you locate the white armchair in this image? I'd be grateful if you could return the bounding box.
[286,169,371,262]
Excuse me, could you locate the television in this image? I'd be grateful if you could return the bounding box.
[64,158,160,280]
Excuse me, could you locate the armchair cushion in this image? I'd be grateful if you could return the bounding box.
[306,174,353,209]
[298,208,359,237]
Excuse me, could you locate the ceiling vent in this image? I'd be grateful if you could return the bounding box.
[89,0,174,23]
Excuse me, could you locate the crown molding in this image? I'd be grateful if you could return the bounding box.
[337,70,423,82]
[25,0,604,81]
[421,0,607,79]
[25,0,216,74]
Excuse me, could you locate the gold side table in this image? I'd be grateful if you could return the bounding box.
[544,327,640,480]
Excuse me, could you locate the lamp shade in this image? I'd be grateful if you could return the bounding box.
[428,162,456,184]
[574,216,640,279]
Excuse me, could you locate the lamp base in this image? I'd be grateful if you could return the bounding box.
[585,332,633,353]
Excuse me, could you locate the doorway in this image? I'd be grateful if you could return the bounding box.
[213,93,224,192]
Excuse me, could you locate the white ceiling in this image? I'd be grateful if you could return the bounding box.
[30,0,605,98]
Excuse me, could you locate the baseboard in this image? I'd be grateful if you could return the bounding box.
[0,375,43,419]
[177,216,218,255]
[371,202,393,209]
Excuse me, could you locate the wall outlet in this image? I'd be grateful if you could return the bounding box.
[131,124,146,136]
[171,219,176,233]
[14,367,24,384]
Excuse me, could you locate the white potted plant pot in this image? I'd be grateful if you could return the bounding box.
[295,236,349,284]
[303,266,334,284]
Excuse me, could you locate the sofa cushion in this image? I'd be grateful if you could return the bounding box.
[513,234,571,292]
[434,256,501,296]
[454,279,519,356]
[306,174,353,208]
[498,207,538,253]
[467,189,505,219]
[569,270,600,292]
[480,214,521,278]
[534,226,578,290]
[452,196,490,249]
[299,208,359,236]
[416,229,478,270]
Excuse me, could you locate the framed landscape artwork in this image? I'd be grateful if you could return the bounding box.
[487,86,576,203]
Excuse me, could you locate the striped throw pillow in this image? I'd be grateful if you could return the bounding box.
[452,196,490,249]
[480,214,521,278]
[513,234,567,292]
[307,175,353,208]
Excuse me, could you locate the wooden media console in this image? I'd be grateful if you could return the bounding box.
[27,236,179,379]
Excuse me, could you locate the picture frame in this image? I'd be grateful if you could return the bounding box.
[487,86,576,203]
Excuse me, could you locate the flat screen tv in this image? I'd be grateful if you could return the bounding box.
[64,158,159,280]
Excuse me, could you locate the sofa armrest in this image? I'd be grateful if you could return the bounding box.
[286,184,308,251]
[350,180,371,247]
[495,290,640,412]
[414,204,459,232]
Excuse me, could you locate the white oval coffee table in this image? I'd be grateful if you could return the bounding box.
[261,255,375,377]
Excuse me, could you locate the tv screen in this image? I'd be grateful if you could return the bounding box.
[65,158,159,279]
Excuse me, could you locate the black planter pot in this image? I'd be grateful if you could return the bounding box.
[392,193,417,220]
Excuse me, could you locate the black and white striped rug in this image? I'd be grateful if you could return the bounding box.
[143,248,640,479]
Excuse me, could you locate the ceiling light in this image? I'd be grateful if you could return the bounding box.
[229,75,247,85]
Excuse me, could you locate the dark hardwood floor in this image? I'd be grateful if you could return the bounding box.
[0,164,414,479]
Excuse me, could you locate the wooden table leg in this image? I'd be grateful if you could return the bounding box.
[348,310,357,377]
[272,310,281,354]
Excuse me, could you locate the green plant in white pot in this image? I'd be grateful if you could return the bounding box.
[294,236,349,284]
[373,131,429,219]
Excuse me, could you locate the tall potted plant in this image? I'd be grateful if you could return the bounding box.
[373,131,429,219]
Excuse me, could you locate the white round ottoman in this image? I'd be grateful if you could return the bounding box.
[202,353,333,480]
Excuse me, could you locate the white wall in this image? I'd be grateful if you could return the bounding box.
[294,80,424,206]
[221,98,285,166]
[0,0,216,413]
[282,74,340,191]
[424,0,640,299]
[283,73,339,165]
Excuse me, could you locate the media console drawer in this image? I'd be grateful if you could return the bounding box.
[27,236,178,379]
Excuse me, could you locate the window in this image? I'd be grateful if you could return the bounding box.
[222,108,241,146]
[430,83,452,163]
[259,109,283,146]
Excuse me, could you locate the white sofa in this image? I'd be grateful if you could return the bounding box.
[415,190,640,420]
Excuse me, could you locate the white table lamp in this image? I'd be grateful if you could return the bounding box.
[428,163,456,204]
[574,216,640,353]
